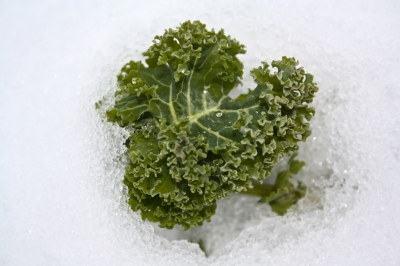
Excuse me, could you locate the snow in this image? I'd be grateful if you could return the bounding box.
[1,0,400,265]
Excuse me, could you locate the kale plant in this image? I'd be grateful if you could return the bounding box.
[102,20,318,230]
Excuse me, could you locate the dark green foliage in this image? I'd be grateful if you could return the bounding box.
[243,153,307,215]
[103,20,318,230]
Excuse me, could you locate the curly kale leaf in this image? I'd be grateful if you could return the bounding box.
[244,153,307,215]
[105,20,318,230]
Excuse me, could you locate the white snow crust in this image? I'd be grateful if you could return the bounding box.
[1,0,400,265]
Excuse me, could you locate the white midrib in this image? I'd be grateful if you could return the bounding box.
[186,58,198,117]
[165,64,179,124]
[188,103,259,123]
[169,83,179,124]
[193,121,230,142]
[188,105,220,122]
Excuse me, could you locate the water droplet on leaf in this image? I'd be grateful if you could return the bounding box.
[216,112,222,117]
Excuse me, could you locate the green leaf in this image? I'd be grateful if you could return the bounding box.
[258,153,307,215]
[104,21,318,229]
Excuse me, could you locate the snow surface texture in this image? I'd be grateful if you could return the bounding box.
[1,0,400,265]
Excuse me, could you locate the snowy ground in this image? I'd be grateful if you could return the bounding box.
[1,1,400,265]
